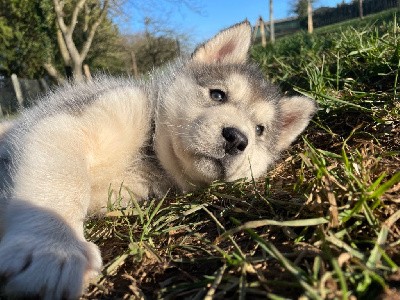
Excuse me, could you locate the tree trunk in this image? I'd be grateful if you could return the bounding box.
[307,0,313,34]
[72,61,84,82]
[269,0,275,43]
[56,26,72,69]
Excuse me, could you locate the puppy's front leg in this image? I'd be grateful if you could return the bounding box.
[0,201,102,300]
[0,117,102,299]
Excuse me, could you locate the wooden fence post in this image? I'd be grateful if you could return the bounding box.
[39,78,49,91]
[269,0,275,43]
[359,0,364,19]
[175,39,181,56]
[11,74,24,108]
[307,0,314,34]
[259,17,267,47]
[253,19,260,42]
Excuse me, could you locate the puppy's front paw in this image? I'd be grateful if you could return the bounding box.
[0,231,102,300]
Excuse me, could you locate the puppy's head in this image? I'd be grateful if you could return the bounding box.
[155,22,316,191]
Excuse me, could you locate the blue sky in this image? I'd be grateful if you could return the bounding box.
[118,0,351,44]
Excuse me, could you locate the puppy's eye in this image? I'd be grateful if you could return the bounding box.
[255,125,265,136]
[210,89,226,102]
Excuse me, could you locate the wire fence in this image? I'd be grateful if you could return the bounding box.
[255,0,399,40]
[312,0,399,28]
[0,75,50,117]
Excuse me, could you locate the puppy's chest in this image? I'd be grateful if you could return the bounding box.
[83,127,153,210]
[88,150,170,212]
[86,127,146,182]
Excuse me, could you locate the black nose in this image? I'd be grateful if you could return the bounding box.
[222,127,248,155]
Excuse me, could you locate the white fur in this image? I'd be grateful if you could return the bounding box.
[0,22,316,299]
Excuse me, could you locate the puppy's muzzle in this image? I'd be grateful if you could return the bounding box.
[222,127,248,155]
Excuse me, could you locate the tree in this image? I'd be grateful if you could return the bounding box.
[291,0,316,18]
[291,0,315,33]
[0,0,200,83]
[122,18,183,75]
[0,17,14,75]
[52,0,110,81]
[131,35,179,75]
[0,0,58,79]
[0,0,125,82]
[0,0,128,82]
[85,19,129,76]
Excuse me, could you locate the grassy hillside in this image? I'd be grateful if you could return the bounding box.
[81,11,400,299]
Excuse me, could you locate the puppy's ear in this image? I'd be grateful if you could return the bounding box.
[277,96,317,151]
[191,21,252,64]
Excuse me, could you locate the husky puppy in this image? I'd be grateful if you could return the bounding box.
[0,22,316,299]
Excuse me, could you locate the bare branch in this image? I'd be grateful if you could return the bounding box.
[70,0,87,34]
[43,62,66,85]
[53,0,68,34]
[53,0,86,77]
[84,2,90,32]
[51,0,135,80]
[80,0,109,60]
[56,26,71,66]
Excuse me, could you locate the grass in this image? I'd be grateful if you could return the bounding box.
[81,10,400,300]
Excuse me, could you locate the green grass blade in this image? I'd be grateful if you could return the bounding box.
[220,217,328,240]
[246,228,322,300]
[366,225,389,269]
[368,171,400,199]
